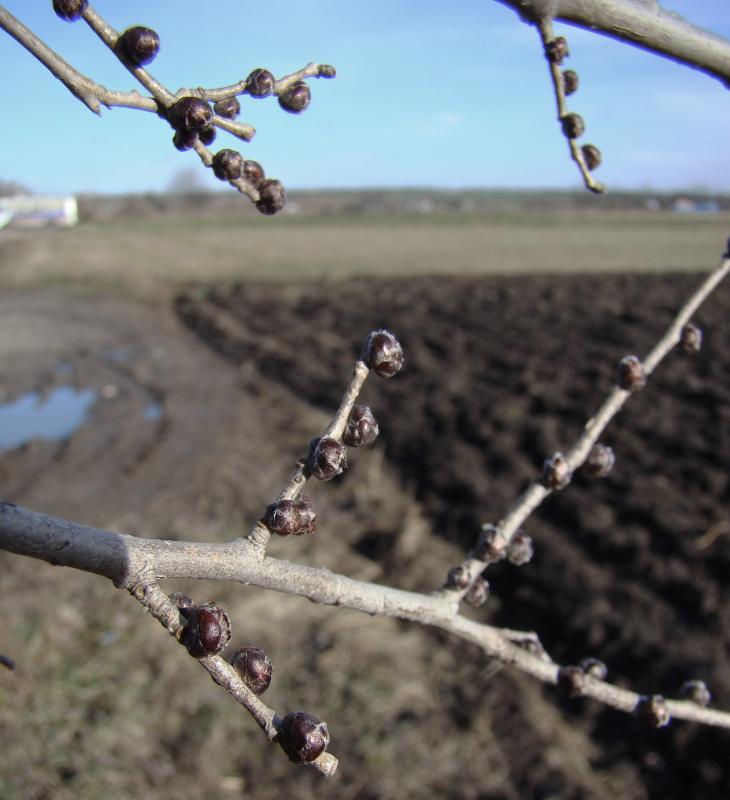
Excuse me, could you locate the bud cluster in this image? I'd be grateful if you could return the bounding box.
[541,452,572,491]
[264,496,317,536]
[584,443,615,479]
[230,646,273,695]
[178,600,232,658]
[279,711,331,763]
[617,355,647,391]
[636,694,672,728]
[556,658,607,698]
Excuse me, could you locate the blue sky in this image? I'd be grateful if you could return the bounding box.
[1,0,729,194]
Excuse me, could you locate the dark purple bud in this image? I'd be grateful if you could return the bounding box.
[581,144,602,171]
[617,355,646,391]
[168,97,213,132]
[117,26,160,66]
[557,666,586,698]
[447,565,470,590]
[562,69,579,95]
[464,576,490,607]
[53,0,87,22]
[361,329,404,378]
[172,128,198,151]
[256,179,286,215]
[212,149,244,181]
[213,96,241,119]
[294,495,317,535]
[680,323,702,353]
[636,695,671,728]
[579,657,607,681]
[278,81,311,114]
[561,113,585,139]
[246,68,275,98]
[199,126,216,147]
[169,591,196,618]
[546,36,569,64]
[679,679,711,707]
[231,646,273,695]
[308,437,348,481]
[343,405,379,447]
[584,444,615,478]
[264,499,302,536]
[242,159,265,188]
[318,64,336,78]
[279,711,330,763]
[507,532,534,566]
[541,452,572,490]
[182,602,231,658]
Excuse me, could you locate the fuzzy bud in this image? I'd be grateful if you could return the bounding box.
[231,646,273,695]
[213,96,241,119]
[474,524,505,563]
[168,97,213,132]
[562,69,579,95]
[636,694,671,728]
[546,37,569,64]
[169,591,196,618]
[182,602,231,658]
[541,452,572,490]
[581,144,602,171]
[53,0,87,21]
[680,323,702,353]
[264,499,301,536]
[584,443,615,479]
[561,113,585,139]
[343,405,379,447]
[579,657,607,681]
[679,679,711,707]
[212,149,244,181]
[361,329,404,378]
[617,355,647,391]
[246,68,275,98]
[557,666,586,698]
[278,81,311,114]
[507,532,534,566]
[242,160,265,188]
[294,495,317,535]
[464,576,490,607]
[279,711,330,763]
[256,179,286,215]
[117,26,160,66]
[447,565,470,590]
[308,436,348,481]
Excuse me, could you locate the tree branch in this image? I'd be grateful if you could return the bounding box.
[493,0,730,85]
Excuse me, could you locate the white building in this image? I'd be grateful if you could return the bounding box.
[0,195,79,229]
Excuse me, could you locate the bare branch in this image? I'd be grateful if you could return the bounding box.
[494,0,730,85]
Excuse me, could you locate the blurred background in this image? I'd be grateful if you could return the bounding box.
[0,2,729,799]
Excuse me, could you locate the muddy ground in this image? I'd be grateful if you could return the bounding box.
[1,270,728,800]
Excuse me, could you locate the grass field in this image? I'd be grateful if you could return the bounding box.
[0,209,726,293]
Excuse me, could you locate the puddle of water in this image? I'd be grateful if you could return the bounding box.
[0,386,97,451]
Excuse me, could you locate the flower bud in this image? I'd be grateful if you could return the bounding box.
[256,179,286,215]
[212,149,244,181]
[53,0,87,21]
[264,499,301,536]
[308,437,348,481]
[546,37,569,64]
[507,532,534,566]
[361,329,404,378]
[172,128,198,151]
[617,355,646,391]
[541,452,572,490]
[279,711,330,763]
[199,126,216,147]
[231,646,273,695]
[680,323,702,353]
[579,657,607,680]
[474,524,505,563]
[636,694,671,728]
[679,679,711,707]
[242,160,265,188]
[561,113,585,139]
[447,565,470,590]
[562,69,579,95]
[182,602,231,658]
[584,443,615,478]
[168,97,213,132]
[557,666,586,698]
[294,495,317,535]
[213,96,241,119]
[278,81,311,114]
[581,144,602,171]
[464,576,490,607]
[169,591,196,618]
[318,64,337,78]
[343,405,379,447]
[246,68,275,98]
[117,26,160,66]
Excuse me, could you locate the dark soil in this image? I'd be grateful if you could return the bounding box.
[176,271,730,799]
